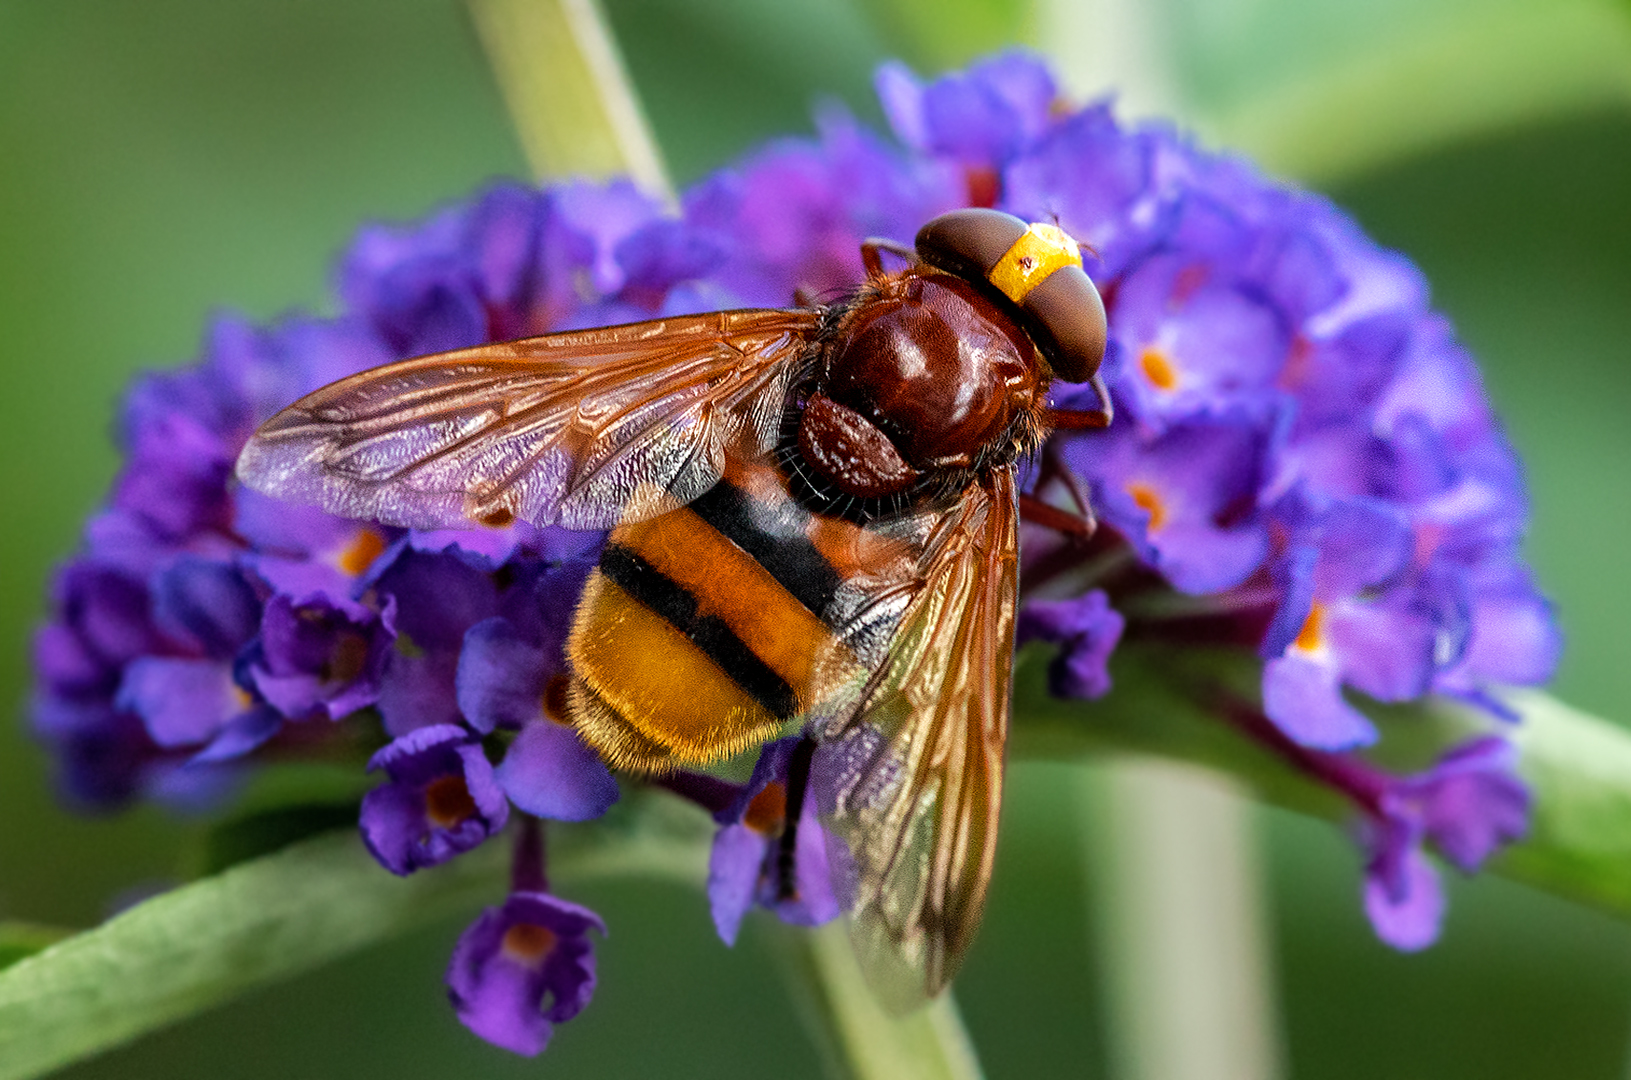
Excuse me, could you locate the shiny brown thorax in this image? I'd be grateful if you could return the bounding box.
[803,270,1043,504]
[791,209,1108,512]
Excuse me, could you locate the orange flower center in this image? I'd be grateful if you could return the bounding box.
[1294,603,1326,654]
[501,922,558,966]
[424,774,478,828]
[743,780,788,836]
[337,527,388,576]
[1139,346,1179,391]
[322,631,370,685]
[1126,483,1168,532]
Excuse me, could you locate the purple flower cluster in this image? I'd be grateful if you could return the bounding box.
[32,51,1557,1051]
[873,54,1554,945]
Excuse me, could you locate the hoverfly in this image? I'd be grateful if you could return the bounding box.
[236,207,1112,1004]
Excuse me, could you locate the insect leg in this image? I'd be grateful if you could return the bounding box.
[1043,371,1114,429]
[1020,493,1095,540]
[1022,441,1097,539]
[776,736,819,901]
[860,237,918,278]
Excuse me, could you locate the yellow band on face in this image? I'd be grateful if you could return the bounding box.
[986,223,1082,304]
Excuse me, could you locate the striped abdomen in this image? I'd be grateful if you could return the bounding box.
[566,462,903,773]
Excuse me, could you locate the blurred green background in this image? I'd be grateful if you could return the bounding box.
[3,1,1630,1076]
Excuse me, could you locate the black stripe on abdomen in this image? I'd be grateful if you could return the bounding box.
[598,544,799,718]
[687,480,843,617]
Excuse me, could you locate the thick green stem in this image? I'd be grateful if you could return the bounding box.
[780,921,985,1080]
[466,0,671,198]
[1083,761,1283,1080]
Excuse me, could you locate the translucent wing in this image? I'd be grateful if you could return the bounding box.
[235,309,819,531]
[814,467,1018,1008]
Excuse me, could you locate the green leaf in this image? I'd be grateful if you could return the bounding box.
[0,923,73,973]
[0,794,711,1080]
[198,801,365,874]
[1202,1,1631,183]
[1014,644,1631,924]
[0,832,502,1080]
[1497,689,1631,912]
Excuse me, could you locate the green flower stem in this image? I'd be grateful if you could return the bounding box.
[1083,762,1283,1080]
[780,921,985,1080]
[466,0,671,198]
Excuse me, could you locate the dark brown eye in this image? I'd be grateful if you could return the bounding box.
[1021,265,1106,383]
[914,209,1029,281]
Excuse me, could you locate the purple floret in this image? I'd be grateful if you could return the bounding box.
[1017,590,1125,700]
[246,593,396,721]
[708,739,840,946]
[360,724,510,875]
[446,891,605,1056]
[1361,737,1529,949]
[457,613,619,822]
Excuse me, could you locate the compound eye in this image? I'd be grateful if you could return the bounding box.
[1024,265,1107,382]
[914,209,1029,282]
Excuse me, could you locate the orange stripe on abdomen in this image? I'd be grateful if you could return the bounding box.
[615,507,834,709]
[568,573,783,768]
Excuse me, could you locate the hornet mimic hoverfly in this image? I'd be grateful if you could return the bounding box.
[237,207,1112,1004]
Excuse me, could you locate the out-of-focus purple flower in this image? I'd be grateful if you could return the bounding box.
[457,608,620,822]
[877,52,1057,205]
[685,108,959,306]
[1017,589,1125,699]
[1360,737,1528,949]
[446,891,604,1056]
[246,593,396,721]
[1363,827,1445,952]
[360,724,509,875]
[708,739,840,946]
[112,557,284,763]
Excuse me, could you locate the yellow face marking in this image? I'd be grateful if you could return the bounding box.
[986,222,1083,305]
